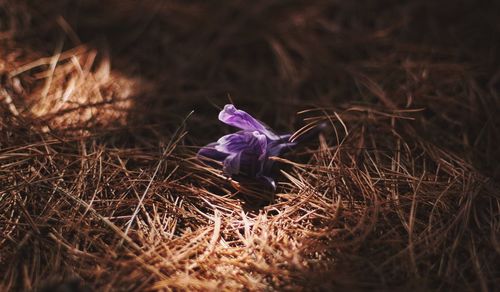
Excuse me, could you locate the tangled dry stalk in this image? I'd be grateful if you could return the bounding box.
[1,0,499,291]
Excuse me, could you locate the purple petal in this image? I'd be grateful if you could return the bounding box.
[218,104,279,140]
[278,133,292,141]
[261,141,296,175]
[238,149,264,177]
[197,142,230,162]
[222,146,267,177]
[215,131,267,159]
[223,152,241,175]
[267,141,296,157]
[260,176,276,190]
[197,143,231,170]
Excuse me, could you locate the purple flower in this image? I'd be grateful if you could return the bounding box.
[198,104,296,190]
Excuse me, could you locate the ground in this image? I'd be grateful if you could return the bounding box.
[0,0,499,291]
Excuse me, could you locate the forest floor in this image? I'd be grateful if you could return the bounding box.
[1,0,499,291]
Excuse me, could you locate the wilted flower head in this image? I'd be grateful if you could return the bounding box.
[198,104,297,190]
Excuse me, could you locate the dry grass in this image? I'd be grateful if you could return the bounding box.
[1,0,499,291]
